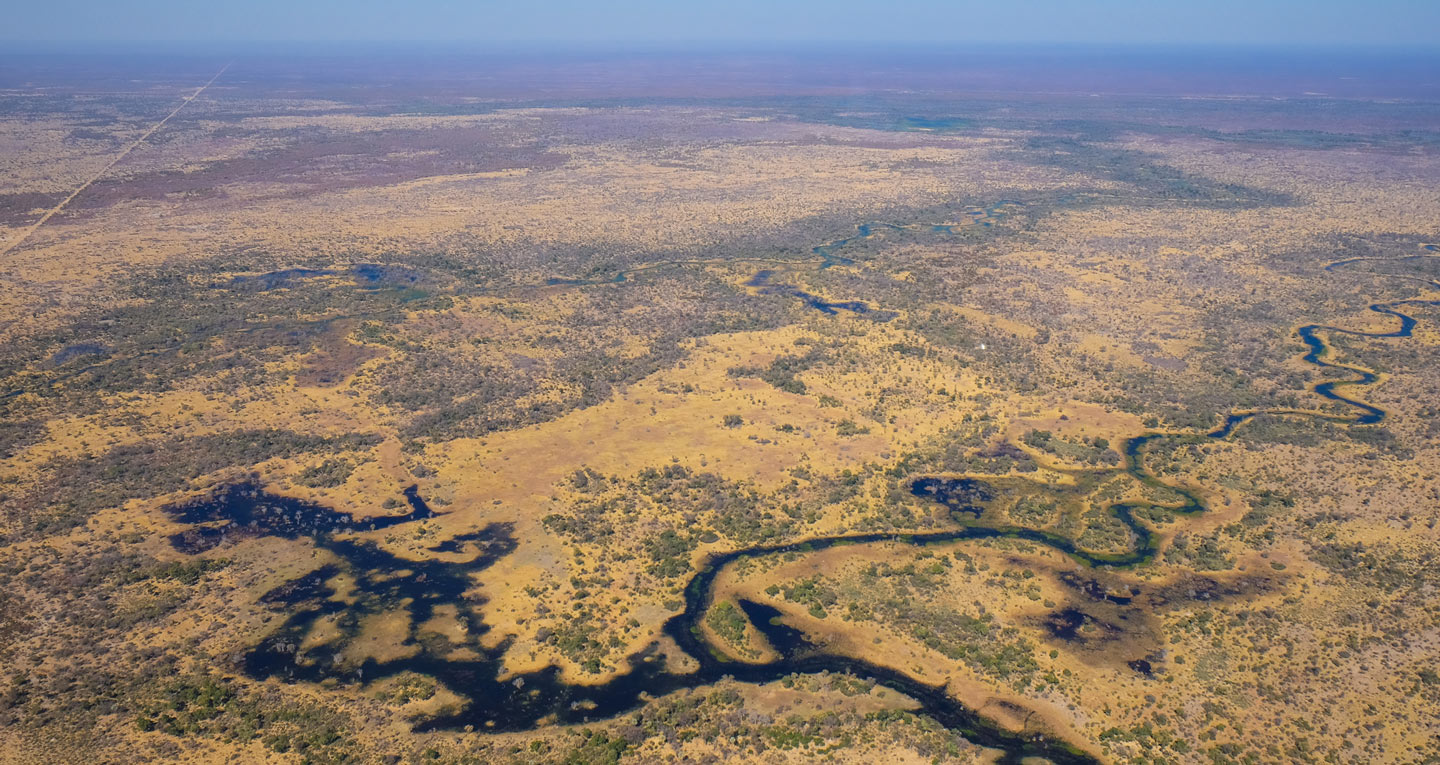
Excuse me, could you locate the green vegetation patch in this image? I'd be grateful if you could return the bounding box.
[294,458,356,488]
[706,600,757,658]
[132,673,353,762]
[728,345,827,395]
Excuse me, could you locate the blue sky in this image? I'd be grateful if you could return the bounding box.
[5,0,1439,46]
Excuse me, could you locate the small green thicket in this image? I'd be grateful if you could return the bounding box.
[1023,429,1118,465]
[646,528,700,578]
[835,419,870,437]
[728,346,827,395]
[561,728,630,764]
[543,491,617,544]
[1077,507,1134,554]
[120,557,230,586]
[295,458,355,488]
[1008,495,1059,526]
[1166,530,1236,571]
[1242,490,1294,527]
[132,674,352,762]
[780,577,840,619]
[133,675,238,736]
[544,617,610,675]
[706,601,756,657]
[375,672,437,705]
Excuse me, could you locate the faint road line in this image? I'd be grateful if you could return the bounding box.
[0,61,232,258]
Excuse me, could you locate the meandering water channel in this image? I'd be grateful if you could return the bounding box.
[158,236,1439,763]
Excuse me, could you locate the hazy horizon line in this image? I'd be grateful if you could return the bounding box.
[5,39,1439,55]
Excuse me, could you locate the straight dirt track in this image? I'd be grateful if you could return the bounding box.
[0,61,231,258]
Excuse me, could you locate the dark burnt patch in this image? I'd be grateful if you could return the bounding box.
[1042,607,1124,645]
[0,190,65,227]
[1058,570,1137,605]
[1046,608,1088,642]
[909,477,994,518]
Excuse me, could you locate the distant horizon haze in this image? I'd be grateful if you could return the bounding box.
[3,0,1438,47]
[3,41,1438,103]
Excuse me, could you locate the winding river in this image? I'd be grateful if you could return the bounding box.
[159,237,1438,763]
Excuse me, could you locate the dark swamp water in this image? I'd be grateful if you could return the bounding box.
[160,237,1438,763]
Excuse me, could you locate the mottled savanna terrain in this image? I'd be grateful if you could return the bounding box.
[1,48,1439,764]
